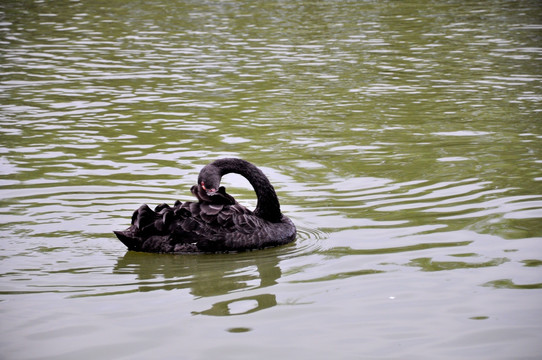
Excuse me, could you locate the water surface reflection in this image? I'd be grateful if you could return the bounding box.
[112,248,288,316]
[114,250,283,297]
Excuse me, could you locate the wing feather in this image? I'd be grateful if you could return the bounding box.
[115,196,295,253]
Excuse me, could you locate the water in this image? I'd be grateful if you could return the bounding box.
[1,0,541,358]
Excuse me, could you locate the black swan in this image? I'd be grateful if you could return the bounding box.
[114,158,296,253]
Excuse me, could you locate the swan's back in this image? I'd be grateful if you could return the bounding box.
[114,199,296,253]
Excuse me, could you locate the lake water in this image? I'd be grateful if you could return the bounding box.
[1,0,541,358]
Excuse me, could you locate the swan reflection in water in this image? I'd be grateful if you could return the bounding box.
[113,158,298,315]
[113,247,289,316]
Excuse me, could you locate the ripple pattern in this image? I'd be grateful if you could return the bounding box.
[1,1,541,359]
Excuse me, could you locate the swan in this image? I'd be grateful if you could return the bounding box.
[114,158,296,253]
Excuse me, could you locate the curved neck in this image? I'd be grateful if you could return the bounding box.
[201,158,282,222]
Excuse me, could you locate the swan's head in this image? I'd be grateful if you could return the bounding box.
[194,161,235,205]
[191,183,235,205]
[197,163,221,196]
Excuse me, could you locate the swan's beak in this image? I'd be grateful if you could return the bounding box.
[201,182,217,196]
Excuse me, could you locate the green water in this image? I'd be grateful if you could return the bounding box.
[1,0,541,359]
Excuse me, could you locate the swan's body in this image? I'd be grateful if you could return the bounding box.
[114,158,296,253]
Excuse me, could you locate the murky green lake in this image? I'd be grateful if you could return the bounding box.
[1,0,541,358]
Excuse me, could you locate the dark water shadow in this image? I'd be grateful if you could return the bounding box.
[113,248,284,295]
[108,246,291,316]
[192,294,277,316]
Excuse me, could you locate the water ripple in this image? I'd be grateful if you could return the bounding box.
[1,1,541,357]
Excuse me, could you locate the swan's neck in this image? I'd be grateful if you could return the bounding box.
[202,158,282,222]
